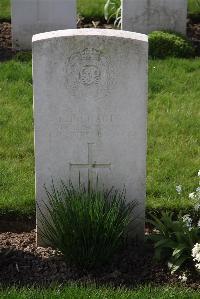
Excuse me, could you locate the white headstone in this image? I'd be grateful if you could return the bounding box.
[33,29,148,245]
[11,0,76,50]
[122,0,187,35]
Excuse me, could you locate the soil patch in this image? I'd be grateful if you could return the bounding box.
[0,22,15,61]
[187,19,200,55]
[0,22,11,49]
[188,20,200,40]
[0,230,199,288]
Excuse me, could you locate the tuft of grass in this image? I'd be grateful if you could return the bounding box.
[39,181,135,269]
[0,285,200,299]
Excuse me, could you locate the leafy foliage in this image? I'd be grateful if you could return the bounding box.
[148,212,200,273]
[149,31,195,59]
[104,0,121,27]
[39,181,136,269]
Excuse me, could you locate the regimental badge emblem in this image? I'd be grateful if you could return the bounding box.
[66,48,114,100]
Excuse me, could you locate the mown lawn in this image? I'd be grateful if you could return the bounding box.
[0,0,10,20]
[189,0,200,15]
[0,54,199,216]
[0,285,200,299]
[147,58,200,212]
[0,0,200,20]
[78,0,106,19]
[0,54,34,215]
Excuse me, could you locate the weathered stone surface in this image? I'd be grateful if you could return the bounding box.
[122,0,187,35]
[11,0,76,50]
[33,29,148,245]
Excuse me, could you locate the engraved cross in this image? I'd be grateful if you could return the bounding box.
[70,143,111,191]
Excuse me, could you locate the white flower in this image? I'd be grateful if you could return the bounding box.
[196,187,200,193]
[192,243,200,263]
[189,192,195,199]
[198,170,200,177]
[182,214,192,229]
[196,263,200,271]
[178,273,187,282]
[176,185,182,194]
[194,253,200,263]
[198,219,200,228]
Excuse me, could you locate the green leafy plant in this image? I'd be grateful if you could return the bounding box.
[39,180,136,269]
[148,212,200,273]
[104,0,121,27]
[149,31,195,59]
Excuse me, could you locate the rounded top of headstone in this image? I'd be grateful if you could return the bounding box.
[32,29,148,44]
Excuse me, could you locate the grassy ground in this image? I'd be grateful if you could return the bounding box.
[0,285,200,299]
[0,0,200,20]
[0,0,10,20]
[147,58,200,212]
[0,54,199,216]
[0,53,34,215]
[78,0,106,19]
[189,0,200,15]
